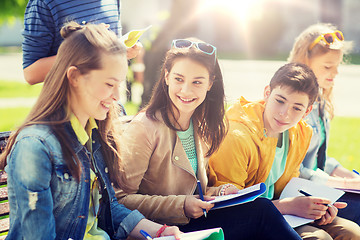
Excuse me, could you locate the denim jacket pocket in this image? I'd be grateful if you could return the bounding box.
[53,164,78,203]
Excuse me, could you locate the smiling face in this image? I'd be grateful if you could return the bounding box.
[263,85,312,138]
[308,50,343,90]
[68,53,127,127]
[165,58,212,128]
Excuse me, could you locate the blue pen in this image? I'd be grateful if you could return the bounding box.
[353,169,359,175]
[140,230,153,240]
[197,180,207,218]
[298,189,329,207]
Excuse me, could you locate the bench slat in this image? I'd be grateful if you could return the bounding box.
[0,187,7,201]
[0,132,10,237]
[0,172,7,185]
[0,201,9,217]
[0,217,9,233]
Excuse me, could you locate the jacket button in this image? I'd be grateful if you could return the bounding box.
[174,156,179,161]
[64,173,69,180]
[105,167,108,173]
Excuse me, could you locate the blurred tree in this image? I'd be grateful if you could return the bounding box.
[320,0,342,27]
[140,0,200,109]
[0,0,27,25]
[248,2,285,58]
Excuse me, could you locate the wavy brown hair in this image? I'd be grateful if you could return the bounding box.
[146,38,228,157]
[0,21,126,187]
[288,23,352,119]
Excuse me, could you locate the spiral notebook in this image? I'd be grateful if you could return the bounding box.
[208,182,266,210]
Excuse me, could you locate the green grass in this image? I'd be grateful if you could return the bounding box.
[0,107,31,131]
[328,116,360,170]
[0,80,42,98]
[123,101,139,116]
[0,101,139,132]
[0,46,21,54]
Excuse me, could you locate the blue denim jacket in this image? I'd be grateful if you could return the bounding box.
[300,101,340,184]
[5,123,144,240]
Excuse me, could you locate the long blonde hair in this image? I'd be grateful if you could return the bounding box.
[288,23,352,119]
[0,21,126,187]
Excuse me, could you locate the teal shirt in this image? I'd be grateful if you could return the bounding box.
[177,121,198,175]
[262,130,289,199]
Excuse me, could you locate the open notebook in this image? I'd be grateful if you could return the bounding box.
[154,228,224,240]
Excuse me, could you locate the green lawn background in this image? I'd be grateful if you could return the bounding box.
[1,80,359,170]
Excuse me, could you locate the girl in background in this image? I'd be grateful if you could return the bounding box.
[288,23,360,231]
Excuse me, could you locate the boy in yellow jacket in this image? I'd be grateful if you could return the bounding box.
[209,63,360,239]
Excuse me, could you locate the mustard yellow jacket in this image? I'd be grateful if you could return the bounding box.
[208,97,312,199]
[115,111,222,225]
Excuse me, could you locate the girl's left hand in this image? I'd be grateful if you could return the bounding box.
[220,184,240,195]
[224,185,240,195]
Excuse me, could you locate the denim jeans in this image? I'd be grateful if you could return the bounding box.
[179,198,301,240]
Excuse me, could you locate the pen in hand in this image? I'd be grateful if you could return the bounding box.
[140,230,153,240]
[197,180,207,218]
[298,189,311,197]
[298,189,329,207]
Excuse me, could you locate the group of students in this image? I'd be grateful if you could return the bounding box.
[0,14,360,240]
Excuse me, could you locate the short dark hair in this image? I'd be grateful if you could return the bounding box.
[269,63,319,106]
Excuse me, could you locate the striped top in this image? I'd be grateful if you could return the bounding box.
[22,0,121,69]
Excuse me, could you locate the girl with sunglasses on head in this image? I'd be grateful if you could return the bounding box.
[115,38,302,240]
[288,23,360,239]
[0,21,180,240]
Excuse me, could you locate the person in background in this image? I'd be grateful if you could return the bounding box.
[0,22,180,240]
[115,38,302,240]
[209,62,360,239]
[288,23,360,227]
[22,0,141,85]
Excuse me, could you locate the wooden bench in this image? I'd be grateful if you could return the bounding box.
[0,131,10,239]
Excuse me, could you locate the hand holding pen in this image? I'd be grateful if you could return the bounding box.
[140,230,153,240]
[298,189,329,206]
[183,181,214,219]
[298,189,347,225]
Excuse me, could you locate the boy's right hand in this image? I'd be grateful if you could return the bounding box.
[278,196,331,219]
[293,196,332,219]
